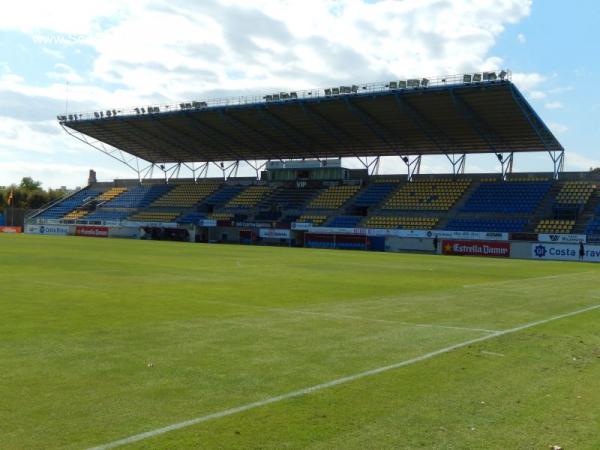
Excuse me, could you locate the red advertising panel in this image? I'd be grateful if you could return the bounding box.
[442,240,510,257]
[76,225,109,238]
[0,226,22,233]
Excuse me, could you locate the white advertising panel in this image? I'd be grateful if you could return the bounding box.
[25,224,69,235]
[531,243,600,262]
[538,234,587,244]
[259,228,291,239]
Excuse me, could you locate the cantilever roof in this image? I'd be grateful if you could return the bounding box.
[61,78,563,164]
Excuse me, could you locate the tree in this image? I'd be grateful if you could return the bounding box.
[590,167,600,174]
[19,177,42,191]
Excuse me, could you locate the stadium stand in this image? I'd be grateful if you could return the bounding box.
[382,178,470,211]
[327,216,363,228]
[96,187,128,203]
[128,211,180,223]
[203,186,245,206]
[445,218,528,233]
[535,219,575,234]
[151,181,221,208]
[363,216,438,230]
[352,183,398,208]
[177,212,207,225]
[307,185,361,209]
[461,179,551,213]
[101,185,172,209]
[296,214,328,225]
[37,189,100,219]
[225,185,274,209]
[208,212,234,221]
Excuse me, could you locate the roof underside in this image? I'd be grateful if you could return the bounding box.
[62,81,563,164]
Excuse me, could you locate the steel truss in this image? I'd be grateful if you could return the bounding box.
[402,155,422,181]
[445,153,466,175]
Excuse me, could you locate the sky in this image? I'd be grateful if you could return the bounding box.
[0,0,598,188]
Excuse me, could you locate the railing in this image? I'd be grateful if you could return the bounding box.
[58,70,511,123]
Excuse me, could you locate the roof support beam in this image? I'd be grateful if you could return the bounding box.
[183,113,265,162]
[299,102,367,157]
[449,89,504,153]
[219,111,286,159]
[61,124,152,181]
[509,84,563,152]
[254,107,324,161]
[393,93,455,154]
[122,119,184,164]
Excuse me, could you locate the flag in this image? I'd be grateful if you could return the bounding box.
[6,190,13,206]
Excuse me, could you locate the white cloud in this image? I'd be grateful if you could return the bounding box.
[565,151,600,171]
[548,121,569,134]
[0,0,537,187]
[517,33,526,43]
[545,101,563,110]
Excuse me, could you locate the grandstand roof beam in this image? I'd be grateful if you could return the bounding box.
[449,89,506,153]
[121,119,185,165]
[401,154,422,181]
[183,113,271,162]
[219,110,291,160]
[61,123,152,181]
[255,107,324,161]
[509,84,563,152]
[445,153,466,176]
[393,93,456,154]
[299,102,367,159]
[343,97,407,156]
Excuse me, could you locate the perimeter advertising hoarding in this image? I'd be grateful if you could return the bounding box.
[25,224,69,235]
[538,234,587,244]
[0,226,22,233]
[302,227,508,241]
[76,226,109,238]
[531,243,600,262]
[442,240,511,257]
[259,228,291,239]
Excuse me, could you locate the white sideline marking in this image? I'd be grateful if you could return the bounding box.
[463,271,594,289]
[86,304,600,450]
[272,308,498,333]
[481,350,505,357]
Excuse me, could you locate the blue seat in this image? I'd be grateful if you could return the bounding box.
[327,216,363,228]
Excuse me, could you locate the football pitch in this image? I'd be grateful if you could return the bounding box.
[2,234,600,450]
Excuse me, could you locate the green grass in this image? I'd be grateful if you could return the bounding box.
[1,234,600,450]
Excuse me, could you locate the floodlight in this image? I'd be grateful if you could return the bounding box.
[68,114,73,121]
[402,156,409,163]
[106,110,112,117]
[463,74,472,83]
[324,88,332,96]
[488,72,497,81]
[407,79,420,88]
[141,108,145,114]
[280,92,289,99]
[473,73,482,82]
[496,153,503,162]
[180,103,186,109]
[332,87,340,95]
[135,108,140,114]
[264,95,273,102]
[499,70,507,80]
[389,81,398,89]
[421,78,429,87]
[398,80,407,88]
[272,94,280,100]
[290,92,298,99]
[94,112,100,118]
[112,110,117,116]
[351,85,359,93]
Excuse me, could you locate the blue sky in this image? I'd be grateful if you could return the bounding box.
[0,0,598,188]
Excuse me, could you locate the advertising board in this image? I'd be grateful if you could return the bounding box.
[531,243,600,262]
[0,226,22,233]
[442,240,511,257]
[76,226,109,238]
[24,224,68,235]
[259,228,291,239]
